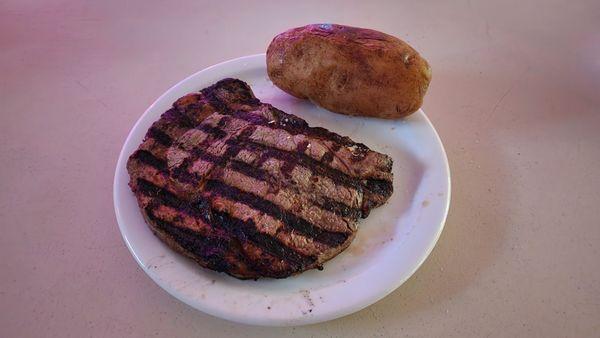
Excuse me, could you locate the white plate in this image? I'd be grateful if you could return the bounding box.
[113,54,450,326]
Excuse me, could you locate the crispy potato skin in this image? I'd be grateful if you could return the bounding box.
[267,24,431,119]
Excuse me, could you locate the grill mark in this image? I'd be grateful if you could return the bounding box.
[203,88,231,114]
[211,127,254,168]
[134,120,380,234]
[296,141,309,153]
[176,124,256,179]
[176,119,390,198]
[204,179,350,247]
[217,114,387,184]
[280,158,297,177]
[132,128,382,216]
[230,107,370,152]
[145,206,265,278]
[168,118,251,186]
[226,159,361,217]
[182,102,205,117]
[319,198,363,218]
[227,110,369,155]
[255,151,270,167]
[144,206,231,273]
[224,237,266,278]
[164,108,196,129]
[232,139,362,191]
[171,160,199,184]
[136,178,188,210]
[237,125,258,141]
[190,147,221,165]
[177,82,382,178]
[363,178,394,197]
[231,111,312,140]
[229,110,269,124]
[210,208,312,271]
[197,123,227,139]
[136,178,314,270]
[131,150,167,172]
[130,149,197,185]
[228,159,269,182]
[238,139,393,198]
[146,127,173,146]
[202,78,261,108]
[217,115,230,128]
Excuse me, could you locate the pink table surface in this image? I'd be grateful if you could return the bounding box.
[1,0,599,337]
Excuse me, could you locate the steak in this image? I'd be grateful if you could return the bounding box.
[127,78,393,279]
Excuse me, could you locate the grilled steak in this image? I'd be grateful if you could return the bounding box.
[127,78,393,279]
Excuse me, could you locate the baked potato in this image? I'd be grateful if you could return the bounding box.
[267,24,431,119]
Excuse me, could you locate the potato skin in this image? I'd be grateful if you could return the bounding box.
[267,24,431,119]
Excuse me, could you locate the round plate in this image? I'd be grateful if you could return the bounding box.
[113,54,450,326]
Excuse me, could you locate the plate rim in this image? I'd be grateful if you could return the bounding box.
[113,53,451,326]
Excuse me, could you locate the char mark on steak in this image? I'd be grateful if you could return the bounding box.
[127,78,394,279]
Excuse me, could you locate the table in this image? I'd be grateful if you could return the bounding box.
[2,0,598,336]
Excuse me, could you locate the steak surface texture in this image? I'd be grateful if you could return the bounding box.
[127,78,393,279]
